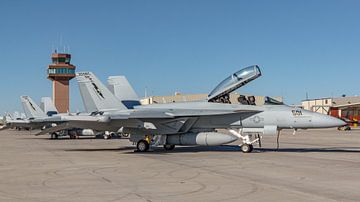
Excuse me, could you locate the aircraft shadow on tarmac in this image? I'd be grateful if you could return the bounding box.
[64,146,136,152]
[28,136,126,140]
[258,147,360,153]
[63,145,360,154]
[64,145,242,154]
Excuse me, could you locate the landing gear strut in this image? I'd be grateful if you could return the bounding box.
[229,129,261,153]
[50,133,58,140]
[134,135,168,152]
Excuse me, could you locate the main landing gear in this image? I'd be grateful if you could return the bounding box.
[240,144,253,153]
[50,132,58,140]
[135,135,174,152]
[229,130,261,153]
[136,140,150,152]
[136,135,153,152]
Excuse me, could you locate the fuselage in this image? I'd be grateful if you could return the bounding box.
[132,102,345,131]
[29,101,346,136]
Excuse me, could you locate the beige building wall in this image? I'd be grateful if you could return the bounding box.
[302,96,360,115]
[332,96,360,106]
[302,98,333,114]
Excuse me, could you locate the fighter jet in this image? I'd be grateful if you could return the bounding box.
[3,76,138,137]
[1,109,33,131]
[36,65,345,153]
[1,96,58,132]
[0,96,95,138]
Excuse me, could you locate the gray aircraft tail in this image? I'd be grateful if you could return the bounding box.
[76,72,127,112]
[40,97,58,116]
[20,96,46,118]
[107,76,141,109]
[4,113,13,123]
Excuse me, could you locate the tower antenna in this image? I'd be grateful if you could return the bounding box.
[59,33,63,48]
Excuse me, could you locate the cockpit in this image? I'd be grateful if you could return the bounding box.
[264,96,284,105]
[207,65,284,106]
[237,95,284,106]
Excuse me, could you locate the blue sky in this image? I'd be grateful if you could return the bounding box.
[0,0,359,113]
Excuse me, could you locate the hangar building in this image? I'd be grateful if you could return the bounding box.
[302,96,360,125]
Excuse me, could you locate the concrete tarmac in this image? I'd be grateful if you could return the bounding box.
[0,129,359,202]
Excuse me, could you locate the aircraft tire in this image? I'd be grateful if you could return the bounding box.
[164,144,175,151]
[137,140,150,152]
[240,144,253,153]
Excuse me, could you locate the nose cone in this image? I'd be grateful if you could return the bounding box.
[312,113,346,128]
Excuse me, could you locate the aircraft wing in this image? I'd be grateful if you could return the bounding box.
[35,123,73,136]
[115,108,262,135]
[34,107,262,136]
[5,119,32,128]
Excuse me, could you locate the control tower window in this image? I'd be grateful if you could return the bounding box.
[52,57,70,63]
[48,68,75,74]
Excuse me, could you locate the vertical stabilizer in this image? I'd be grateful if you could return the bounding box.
[107,76,140,109]
[20,96,46,118]
[40,97,58,116]
[76,72,127,112]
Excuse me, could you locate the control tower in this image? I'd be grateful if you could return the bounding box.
[47,53,76,113]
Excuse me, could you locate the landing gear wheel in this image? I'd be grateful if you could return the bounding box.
[137,140,150,152]
[163,144,175,151]
[240,144,253,153]
[50,133,58,140]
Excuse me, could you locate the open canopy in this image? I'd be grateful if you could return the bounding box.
[208,65,262,101]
